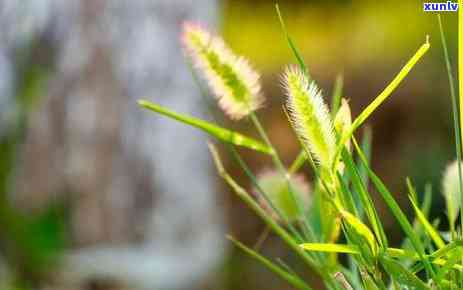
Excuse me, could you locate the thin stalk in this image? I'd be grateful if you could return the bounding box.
[459,0,463,236]
[331,74,344,117]
[249,112,314,240]
[228,146,307,242]
[289,151,307,175]
[332,39,430,170]
[275,4,309,76]
[438,14,462,240]
[228,235,314,290]
[253,225,271,250]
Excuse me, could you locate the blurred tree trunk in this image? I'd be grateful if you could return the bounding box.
[1,0,225,289]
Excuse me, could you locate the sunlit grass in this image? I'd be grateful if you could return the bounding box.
[139,6,463,290]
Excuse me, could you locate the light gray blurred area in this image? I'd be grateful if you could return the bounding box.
[0,0,226,289]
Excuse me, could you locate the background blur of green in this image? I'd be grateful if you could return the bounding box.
[0,1,461,289]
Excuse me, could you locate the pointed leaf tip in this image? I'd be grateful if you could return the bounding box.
[139,100,272,154]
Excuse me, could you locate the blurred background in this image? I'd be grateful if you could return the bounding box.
[0,0,458,289]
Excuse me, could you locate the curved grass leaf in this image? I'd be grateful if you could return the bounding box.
[459,2,463,231]
[341,148,388,248]
[351,39,430,132]
[438,14,463,241]
[411,240,463,273]
[138,100,272,154]
[331,74,344,117]
[435,247,462,283]
[360,270,381,290]
[275,4,308,76]
[379,255,430,290]
[335,40,430,164]
[229,235,313,290]
[409,196,445,249]
[340,210,378,256]
[353,139,436,279]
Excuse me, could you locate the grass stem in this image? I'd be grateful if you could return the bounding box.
[438,14,463,240]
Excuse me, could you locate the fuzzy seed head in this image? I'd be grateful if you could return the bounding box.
[283,67,336,169]
[182,22,263,119]
[334,98,352,152]
[442,160,462,225]
[255,170,311,223]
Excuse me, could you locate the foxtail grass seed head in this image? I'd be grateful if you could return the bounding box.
[442,160,462,225]
[254,170,311,223]
[182,22,263,119]
[283,66,336,169]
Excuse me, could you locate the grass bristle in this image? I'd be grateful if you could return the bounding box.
[283,66,336,169]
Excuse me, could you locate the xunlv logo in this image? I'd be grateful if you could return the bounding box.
[424,1,458,11]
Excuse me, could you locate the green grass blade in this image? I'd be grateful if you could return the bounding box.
[341,147,388,248]
[249,113,315,241]
[350,39,430,132]
[357,127,372,196]
[275,4,308,76]
[288,151,307,175]
[385,247,418,259]
[379,255,430,290]
[336,171,359,216]
[331,74,344,117]
[229,235,313,290]
[422,184,433,217]
[409,196,445,249]
[459,0,463,237]
[408,240,463,275]
[387,245,463,273]
[361,271,381,290]
[439,13,463,240]
[435,247,462,283]
[333,40,430,166]
[276,258,302,279]
[300,243,359,254]
[138,100,272,154]
[353,139,436,279]
[406,178,418,204]
[340,210,378,256]
[402,184,433,253]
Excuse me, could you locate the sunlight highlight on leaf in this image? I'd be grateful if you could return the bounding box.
[138,100,272,154]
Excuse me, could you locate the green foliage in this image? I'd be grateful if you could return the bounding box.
[0,50,67,289]
[139,8,463,290]
[138,100,272,154]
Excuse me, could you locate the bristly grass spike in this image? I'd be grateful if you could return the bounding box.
[283,66,336,170]
[182,22,264,120]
